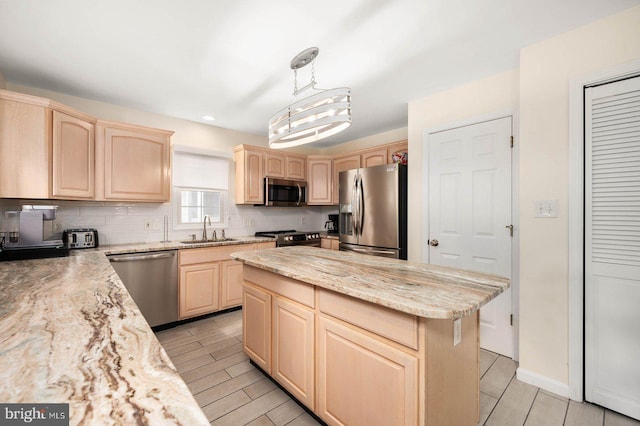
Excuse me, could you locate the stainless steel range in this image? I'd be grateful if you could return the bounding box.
[254,230,321,247]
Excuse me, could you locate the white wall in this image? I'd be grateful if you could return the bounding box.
[408,4,640,396]
[407,69,520,262]
[518,5,640,388]
[0,71,6,89]
[324,127,408,155]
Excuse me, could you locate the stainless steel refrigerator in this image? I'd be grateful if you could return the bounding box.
[339,163,407,259]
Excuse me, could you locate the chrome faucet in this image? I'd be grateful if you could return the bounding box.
[202,215,212,240]
[221,229,225,239]
[212,229,217,240]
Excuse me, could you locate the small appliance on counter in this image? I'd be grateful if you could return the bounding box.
[0,205,69,261]
[63,228,99,249]
[324,214,339,234]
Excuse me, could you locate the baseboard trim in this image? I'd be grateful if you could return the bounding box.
[516,367,571,399]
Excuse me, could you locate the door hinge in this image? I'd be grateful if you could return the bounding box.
[510,314,513,326]
[505,224,513,237]
[510,136,514,148]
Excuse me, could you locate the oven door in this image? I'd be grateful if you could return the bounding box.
[265,178,307,206]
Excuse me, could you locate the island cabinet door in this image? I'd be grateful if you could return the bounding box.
[272,297,315,409]
[243,284,272,373]
[317,316,418,426]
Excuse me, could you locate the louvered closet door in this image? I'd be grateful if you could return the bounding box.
[585,75,640,421]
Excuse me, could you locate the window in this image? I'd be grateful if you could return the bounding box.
[173,146,230,229]
[178,188,223,224]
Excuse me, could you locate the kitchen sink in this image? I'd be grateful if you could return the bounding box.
[180,238,236,244]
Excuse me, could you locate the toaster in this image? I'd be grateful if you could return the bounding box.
[63,228,99,249]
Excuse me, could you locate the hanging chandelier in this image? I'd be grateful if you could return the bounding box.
[268,47,351,149]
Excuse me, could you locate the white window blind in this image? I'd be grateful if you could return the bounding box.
[172,147,231,227]
[173,150,229,190]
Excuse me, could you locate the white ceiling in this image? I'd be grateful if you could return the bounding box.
[0,0,638,146]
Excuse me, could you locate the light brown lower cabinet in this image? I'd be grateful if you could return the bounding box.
[220,260,244,309]
[272,297,315,408]
[242,284,271,373]
[320,238,340,250]
[179,242,275,320]
[179,262,220,318]
[241,265,481,426]
[317,315,418,426]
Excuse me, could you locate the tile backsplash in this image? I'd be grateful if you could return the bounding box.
[0,199,336,246]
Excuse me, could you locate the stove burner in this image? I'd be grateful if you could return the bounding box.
[255,230,321,247]
[254,230,296,237]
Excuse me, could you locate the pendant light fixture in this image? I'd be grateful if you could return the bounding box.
[268,47,351,149]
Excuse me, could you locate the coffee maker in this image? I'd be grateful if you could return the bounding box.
[0,205,68,260]
[324,214,339,234]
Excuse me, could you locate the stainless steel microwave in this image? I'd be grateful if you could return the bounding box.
[264,178,307,206]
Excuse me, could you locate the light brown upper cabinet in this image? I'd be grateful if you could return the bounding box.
[264,151,306,180]
[51,110,96,199]
[387,140,408,164]
[307,156,333,205]
[361,148,387,168]
[332,154,360,204]
[96,120,173,202]
[265,152,286,178]
[285,155,306,180]
[0,91,51,199]
[0,89,174,202]
[234,145,264,204]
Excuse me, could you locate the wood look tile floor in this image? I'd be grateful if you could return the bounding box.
[155,310,640,426]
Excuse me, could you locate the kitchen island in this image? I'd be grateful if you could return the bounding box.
[0,237,272,426]
[231,246,510,426]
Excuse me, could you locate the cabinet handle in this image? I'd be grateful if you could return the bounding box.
[109,252,175,262]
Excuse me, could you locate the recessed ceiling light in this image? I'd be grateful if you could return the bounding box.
[202,115,215,121]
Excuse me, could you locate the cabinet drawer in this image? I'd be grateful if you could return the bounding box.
[179,244,255,265]
[244,266,314,308]
[319,289,418,350]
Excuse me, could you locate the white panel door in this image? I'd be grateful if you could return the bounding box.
[585,75,640,421]
[429,117,513,357]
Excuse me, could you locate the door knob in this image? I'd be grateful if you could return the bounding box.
[429,239,439,247]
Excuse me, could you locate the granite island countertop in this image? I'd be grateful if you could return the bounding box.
[0,236,273,425]
[231,246,510,319]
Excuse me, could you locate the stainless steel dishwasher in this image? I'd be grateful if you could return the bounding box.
[108,250,178,327]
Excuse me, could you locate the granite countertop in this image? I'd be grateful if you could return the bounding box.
[231,246,510,319]
[98,235,274,255]
[0,236,272,425]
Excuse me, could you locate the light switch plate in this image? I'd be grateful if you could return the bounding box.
[534,200,558,218]
[453,318,461,346]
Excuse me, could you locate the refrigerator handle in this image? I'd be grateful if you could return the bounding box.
[358,174,364,236]
[352,174,359,236]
